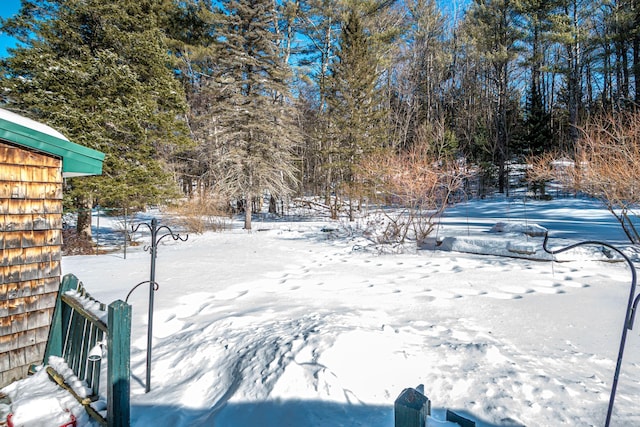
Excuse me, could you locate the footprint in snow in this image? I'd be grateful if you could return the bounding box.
[450,288,487,297]
[532,287,566,294]
[483,292,523,300]
[502,285,534,294]
[424,289,462,299]
[563,281,589,288]
[531,279,562,288]
[215,289,249,300]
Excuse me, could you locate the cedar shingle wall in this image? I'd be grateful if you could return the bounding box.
[0,141,62,387]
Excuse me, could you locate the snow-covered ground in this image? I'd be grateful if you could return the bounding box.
[3,196,640,426]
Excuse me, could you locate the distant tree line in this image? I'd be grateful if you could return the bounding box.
[1,0,638,235]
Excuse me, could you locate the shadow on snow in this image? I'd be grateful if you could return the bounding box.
[131,400,524,427]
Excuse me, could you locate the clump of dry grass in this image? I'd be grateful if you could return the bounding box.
[166,196,232,234]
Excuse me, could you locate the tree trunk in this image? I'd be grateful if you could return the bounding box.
[244,196,252,230]
[269,195,277,214]
[76,196,93,240]
[634,11,640,105]
[565,0,581,148]
[497,63,509,194]
[348,193,354,222]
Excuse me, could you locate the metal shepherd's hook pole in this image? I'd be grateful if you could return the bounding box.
[542,232,640,427]
[131,218,188,393]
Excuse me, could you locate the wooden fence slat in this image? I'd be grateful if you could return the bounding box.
[70,315,80,374]
[76,318,89,380]
[108,300,131,427]
[43,274,78,362]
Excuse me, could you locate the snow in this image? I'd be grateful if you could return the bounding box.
[3,196,640,426]
[64,289,109,326]
[0,108,70,141]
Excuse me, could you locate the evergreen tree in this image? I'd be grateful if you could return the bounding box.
[296,0,347,202]
[466,0,522,193]
[327,8,387,220]
[161,0,219,196]
[392,0,453,152]
[599,0,638,107]
[516,0,555,156]
[551,0,591,148]
[0,0,190,238]
[208,0,300,230]
[522,79,553,155]
[295,0,398,207]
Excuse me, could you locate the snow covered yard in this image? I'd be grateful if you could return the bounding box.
[3,197,640,426]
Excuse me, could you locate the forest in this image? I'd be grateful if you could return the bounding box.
[1,0,639,236]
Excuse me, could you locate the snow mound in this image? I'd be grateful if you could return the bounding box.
[421,222,553,260]
[489,221,548,237]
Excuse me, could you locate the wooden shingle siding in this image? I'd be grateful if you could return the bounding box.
[0,141,63,387]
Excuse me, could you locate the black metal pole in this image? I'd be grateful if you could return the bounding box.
[123,207,128,260]
[130,218,187,393]
[95,206,100,255]
[542,233,637,427]
[145,218,158,393]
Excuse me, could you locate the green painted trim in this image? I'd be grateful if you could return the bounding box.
[0,112,104,177]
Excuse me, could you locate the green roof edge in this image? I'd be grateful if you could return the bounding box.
[0,116,104,177]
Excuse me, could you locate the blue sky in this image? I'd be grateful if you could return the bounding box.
[0,0,467,58]
[0,0,21,57]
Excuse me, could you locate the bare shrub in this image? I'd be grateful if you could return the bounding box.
[575,112,640,243]
[356,141,469,245]
[527,111,640,243]
[62,228,95,256]
[166,195,231,234]
[526,151,574,199]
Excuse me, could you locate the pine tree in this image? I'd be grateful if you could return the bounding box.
[295,0,346,202]
[466,0,522,193]
[160,0,219,196]
[326,9,387,220]
[0,0,190,238]
[551,0,591,148]
[393,0,453,152]
[599,0,638,108]
[516,0,555,156]
[207,0,300,230]
[523,79,552,155]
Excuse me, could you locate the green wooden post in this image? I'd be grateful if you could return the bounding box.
[43,274,79,362]
[395,388,430,427]
[107,300,131,427]
[446,410,476,427]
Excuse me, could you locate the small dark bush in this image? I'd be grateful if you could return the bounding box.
[62,228,95,256]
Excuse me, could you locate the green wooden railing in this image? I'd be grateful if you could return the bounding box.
[44,274,131,427]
